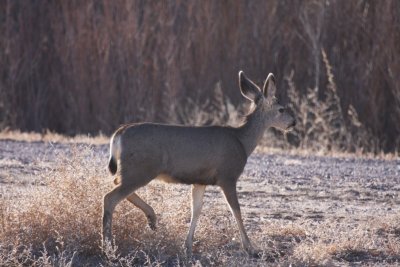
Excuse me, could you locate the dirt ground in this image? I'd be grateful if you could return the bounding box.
[1,139,400,265]
[2,139,399,219]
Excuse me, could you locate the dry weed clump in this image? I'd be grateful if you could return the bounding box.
[284,48,379,154]
[0,145,193,265]
[0,146,104,265]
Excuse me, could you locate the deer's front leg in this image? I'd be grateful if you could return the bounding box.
[185,184,206,257]
[220,183,262,257]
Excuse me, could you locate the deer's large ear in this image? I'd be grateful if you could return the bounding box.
[239,71,262,102]
[262,73,276,99]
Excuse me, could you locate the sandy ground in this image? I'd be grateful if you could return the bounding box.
[1,139,400,265]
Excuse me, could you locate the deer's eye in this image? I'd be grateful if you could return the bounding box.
[278,108,285,113]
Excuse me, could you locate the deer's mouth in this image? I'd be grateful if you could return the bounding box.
[285,120,296,131]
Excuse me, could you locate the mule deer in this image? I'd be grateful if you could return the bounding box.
[102,71,295,257]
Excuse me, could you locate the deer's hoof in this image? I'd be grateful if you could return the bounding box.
[246,247,263,258]
[184,244,193,258]
[147,216,157,231]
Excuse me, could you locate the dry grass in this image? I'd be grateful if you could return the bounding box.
[0,144,257,266]
[1,142,399,266]
[291,216,400,266]
[0,129,108,144]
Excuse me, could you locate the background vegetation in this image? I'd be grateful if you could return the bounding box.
[1,0,399,152]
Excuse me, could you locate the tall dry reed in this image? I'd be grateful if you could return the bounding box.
[0,1,399,152]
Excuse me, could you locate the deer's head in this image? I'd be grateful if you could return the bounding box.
[239,71,296,131]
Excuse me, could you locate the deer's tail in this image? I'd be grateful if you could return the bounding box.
[108,130,123,175]
[108,155,117,175]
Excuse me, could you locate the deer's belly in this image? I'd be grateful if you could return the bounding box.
[156,173,179,183]
[156,168,218,185]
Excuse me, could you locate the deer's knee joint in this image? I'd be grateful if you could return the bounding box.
[103,192,112,208]
[102,210,112,223]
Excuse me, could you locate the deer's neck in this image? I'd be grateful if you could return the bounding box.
[236,106,270,157]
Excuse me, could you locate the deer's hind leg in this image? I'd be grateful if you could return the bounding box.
[102,171,154,247]
[126,192,157,230]
[102,183,137,246]
[112,176,157,231]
